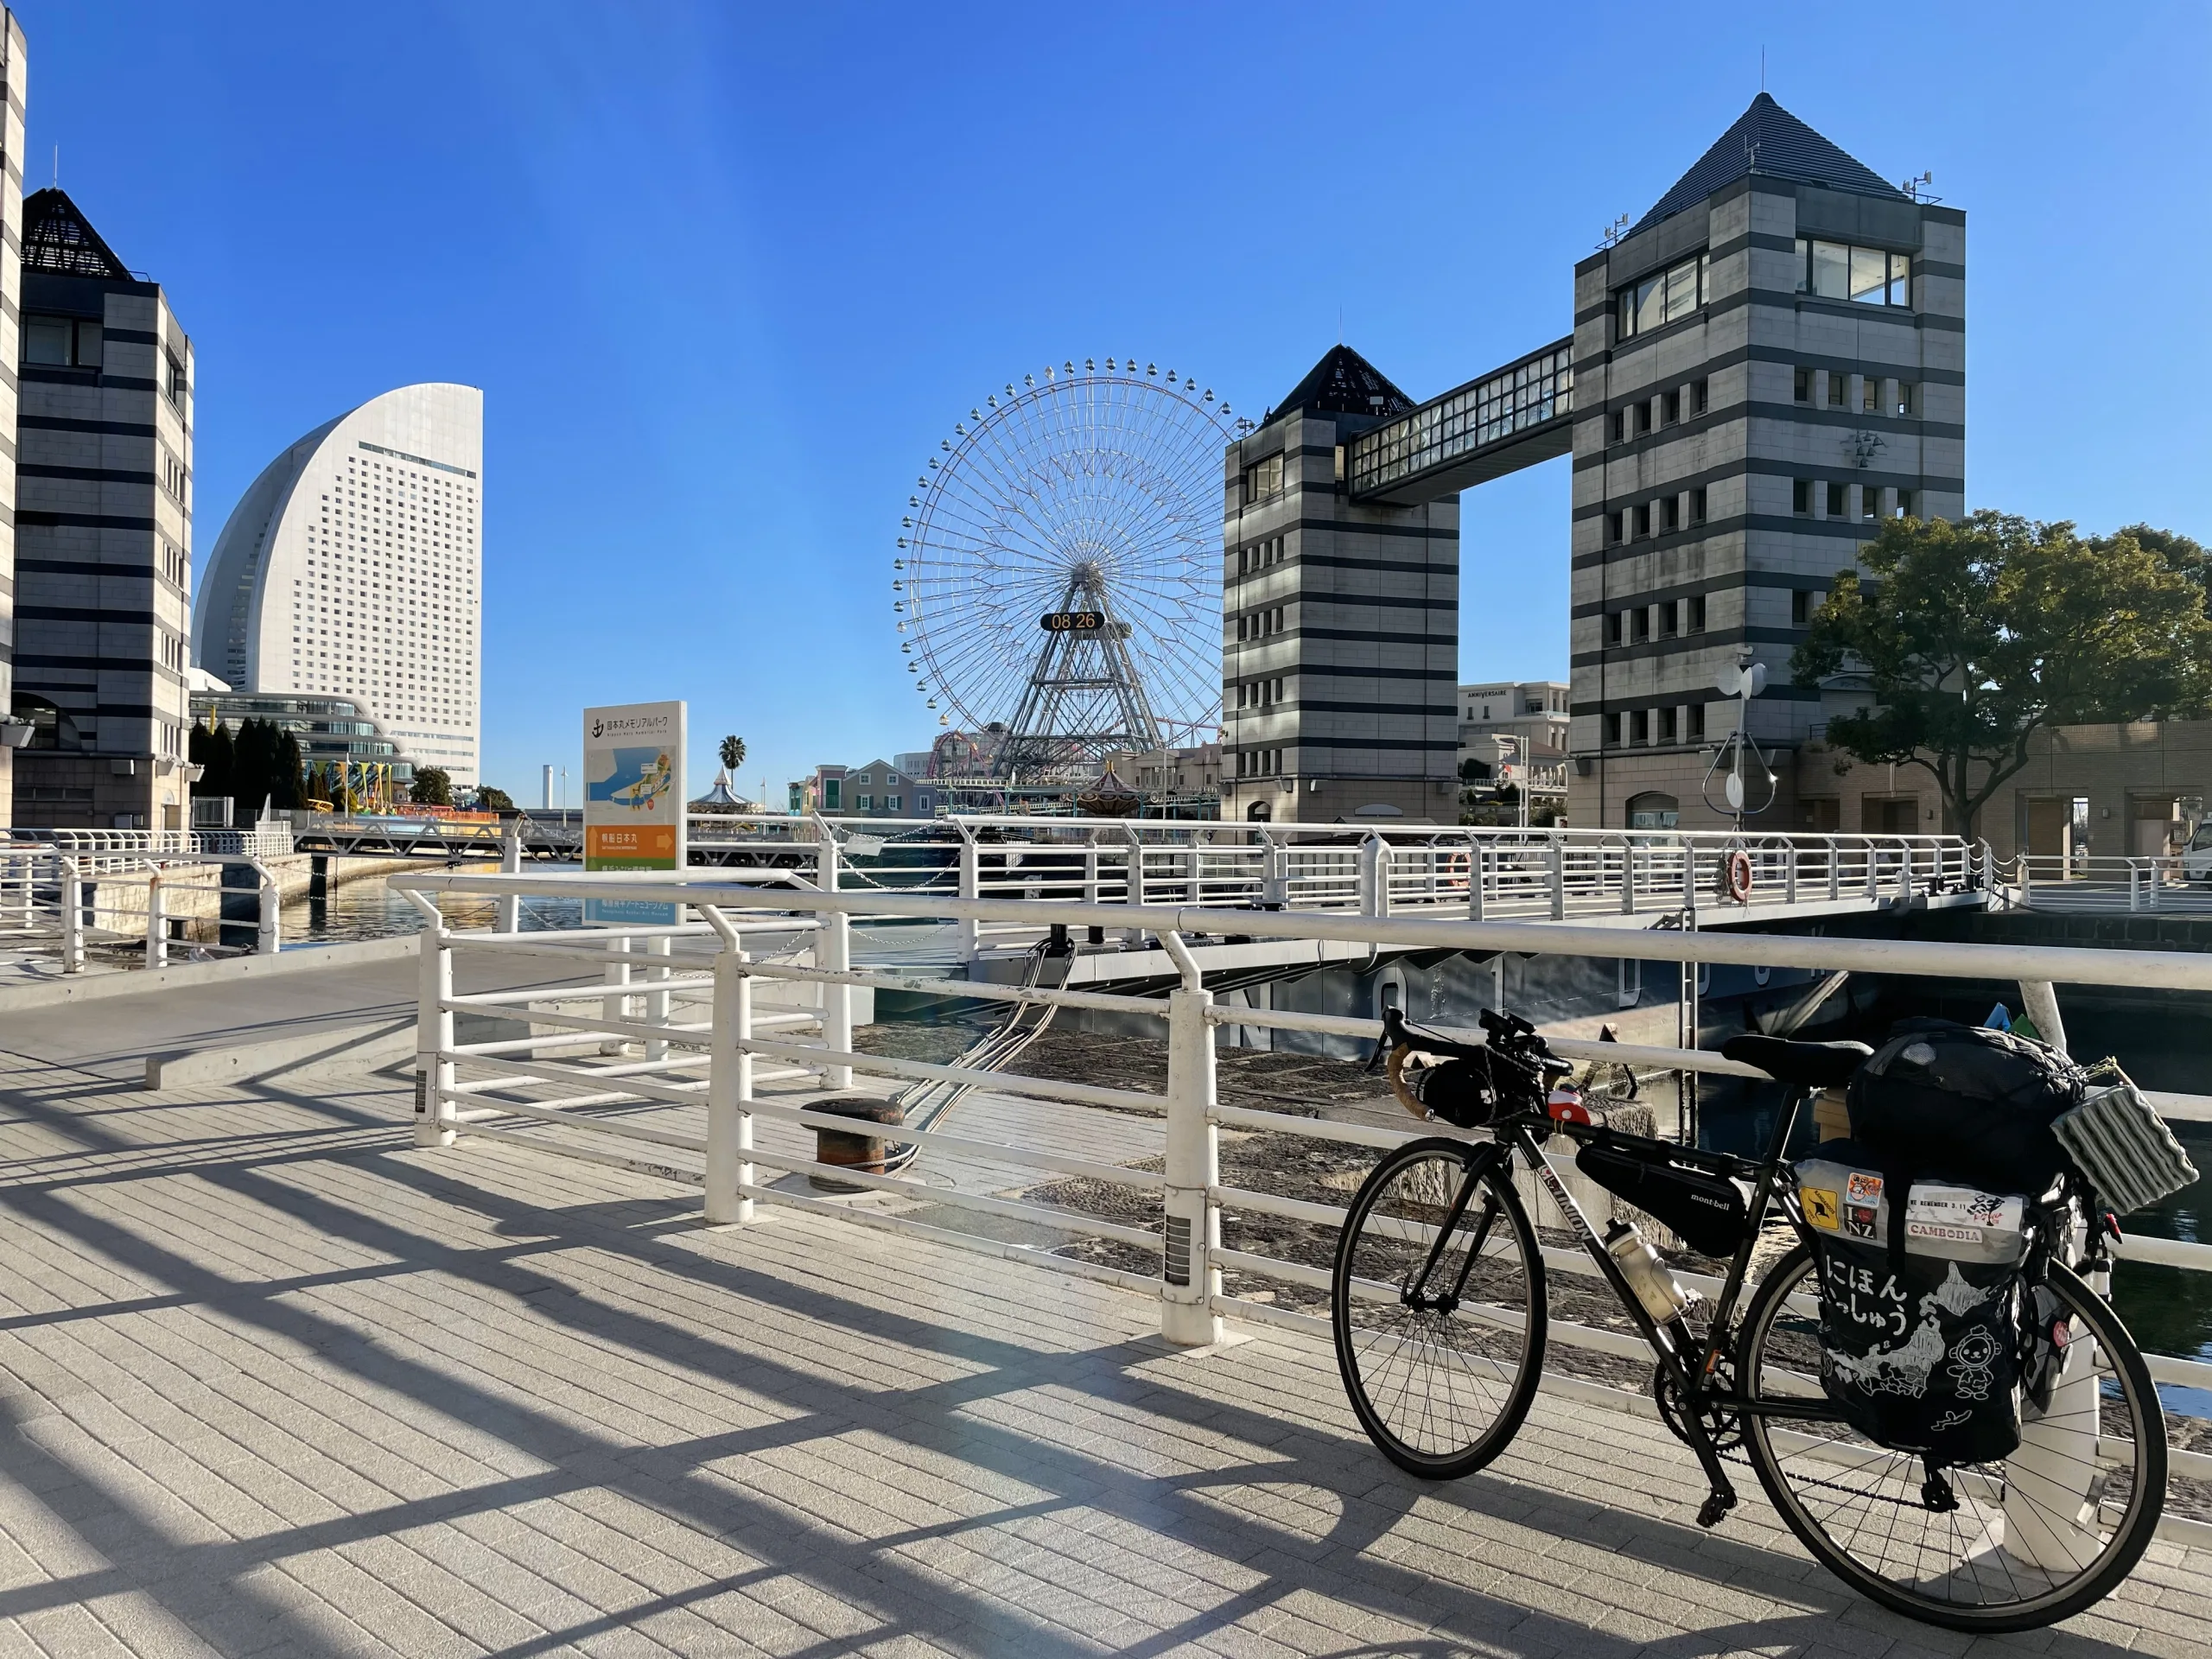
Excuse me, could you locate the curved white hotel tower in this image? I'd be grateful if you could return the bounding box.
[194,384,483,786]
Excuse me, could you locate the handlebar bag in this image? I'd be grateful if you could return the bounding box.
[1847,1020,2082,1195]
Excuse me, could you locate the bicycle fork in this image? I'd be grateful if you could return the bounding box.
[1512,1128,1742,1527]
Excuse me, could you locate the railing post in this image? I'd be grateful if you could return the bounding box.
[817,829,853,1088]
[601,937,632,1054]
[498,823,522,933]
[1681,842,1698,923]
[1785,842,1799,906]
[412,912,455,1147]
[1619,836,1636,915]
[61,859,84,974]
[1160,935,1220,1346]
[957,829,981,963]
[1548,834,1565,921]
[253,859,282,954]
[1084,836,1101,906]
[645,934,673,1061]
[1358,834,1387,918]
[704,915,754,1226]
[1468,836,1485,922]
[145,871,167,969]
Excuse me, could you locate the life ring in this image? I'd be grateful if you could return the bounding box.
[1721,849,1754,904]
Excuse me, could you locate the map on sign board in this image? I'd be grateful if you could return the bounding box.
[582,702,686,924]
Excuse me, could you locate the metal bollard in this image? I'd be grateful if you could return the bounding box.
[253,859,282,954]
[703,918,754,1226]
[145,872,167,969]
[412,913,456,1147]
[498,823,522,934]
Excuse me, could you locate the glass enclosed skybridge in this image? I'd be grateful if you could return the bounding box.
[1346,337,1574,505]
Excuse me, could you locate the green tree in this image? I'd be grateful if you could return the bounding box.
[718,734,747,773]
[272,730,306,810]
[474,784,516,811]
[1793,512,2212,837]
[410,766,453,807]
[190,719,236,803]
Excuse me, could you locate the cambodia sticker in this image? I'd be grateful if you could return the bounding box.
[1846,1172,1884,1204]
[1909,1219,1985,1245]
[1801,1187,1840,1230]
[1846,1205,1878,1239]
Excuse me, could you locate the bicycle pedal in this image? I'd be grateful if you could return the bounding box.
[1694,1492,1735,1529]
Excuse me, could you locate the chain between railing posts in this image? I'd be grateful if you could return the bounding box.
[1158,930,1220,1346]
[410,899,455,1147]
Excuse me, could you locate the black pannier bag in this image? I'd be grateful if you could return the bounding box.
[1847,1019,2084,1196]
[1795,1139,2032,1465]
[1574,1140,1751,1258]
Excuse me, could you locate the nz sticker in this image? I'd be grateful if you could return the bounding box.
[1846,1172,1884,1204]
[1846,1205,1878,1239]
[1801,1187,1840,1230]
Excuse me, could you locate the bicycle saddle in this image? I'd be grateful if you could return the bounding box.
[1721,1033,1872,1090]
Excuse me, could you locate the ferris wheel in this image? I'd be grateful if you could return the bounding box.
[894,358,1237,773]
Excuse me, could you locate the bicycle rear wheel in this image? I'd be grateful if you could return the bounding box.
[1738,1246,2166,1631]
[1331,1137,1546,1479]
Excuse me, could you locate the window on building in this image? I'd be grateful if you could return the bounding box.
[1242,454,1284,504]
[886,771,899,785]
[823,779,841,810]
[1826,481,1847,517]
[1660,600,1678,638]
[1617,251,1710,340]
[1792,588,1811,626]
[856,772,872,785]
[1827,372,1847,408]
[1630,709,1649,746]
[1794,366,1813,404]
[1606,510,1624,544]
[1897,488,1916,518]
[1862,377,1879,413]
[887,795,901,811]
[1635,401,1653,436]
[1632,503,1651,539]
[1609,409,1626,444]
[1796,239,1912,306]
[1691,486,1708,525]
[1659,708,1678,744]
[1897,383,1917,416]
[1606,712,1622,747]
[166,352,187,407]
[1662,495,1680,533]
[22,315,100,368]
[1860,488,1878,520]
[1688,594,1707,632]
[1662,389,1681,425]
[1632,607,1651,644]
[1793,480,1812,516]
[1688,703,1706,741]
[855,794,874,810]
[1694,377,1708,415]
[1604,612,1623,647]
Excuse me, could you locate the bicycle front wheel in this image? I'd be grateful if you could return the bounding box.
[1331,1137,1546,1479]
[1738,1247,2166,1632]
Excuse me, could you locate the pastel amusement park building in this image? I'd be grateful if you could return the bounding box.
[194,385,483,788]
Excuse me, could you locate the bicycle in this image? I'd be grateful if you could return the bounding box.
[1330,1007,2167,1632]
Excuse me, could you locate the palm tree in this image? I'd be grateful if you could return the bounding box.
[718,734,746,772]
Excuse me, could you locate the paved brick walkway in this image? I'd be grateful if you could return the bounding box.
[0,1047,2205,1657]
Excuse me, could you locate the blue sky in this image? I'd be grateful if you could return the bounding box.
[17,2,2210,801]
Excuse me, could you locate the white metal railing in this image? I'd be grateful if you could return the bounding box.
[2015,854,2212,914]
[386,861,2212,1537]
[0,842,283,969]
[678,812,1986,950]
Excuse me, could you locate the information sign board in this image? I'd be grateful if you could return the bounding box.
[582,700,686,925]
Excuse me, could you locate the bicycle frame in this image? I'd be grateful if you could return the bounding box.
[1456,1081,1844,1517]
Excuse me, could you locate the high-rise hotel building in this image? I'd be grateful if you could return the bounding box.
[195,384,483,788]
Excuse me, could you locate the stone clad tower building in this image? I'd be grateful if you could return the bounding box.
[1219,347,1461,824]
[1567,95,1965,830]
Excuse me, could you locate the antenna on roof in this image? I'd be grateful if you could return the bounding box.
[50,145,56,188]
[1900,170,1941,203]
[1598,213,1630,249]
